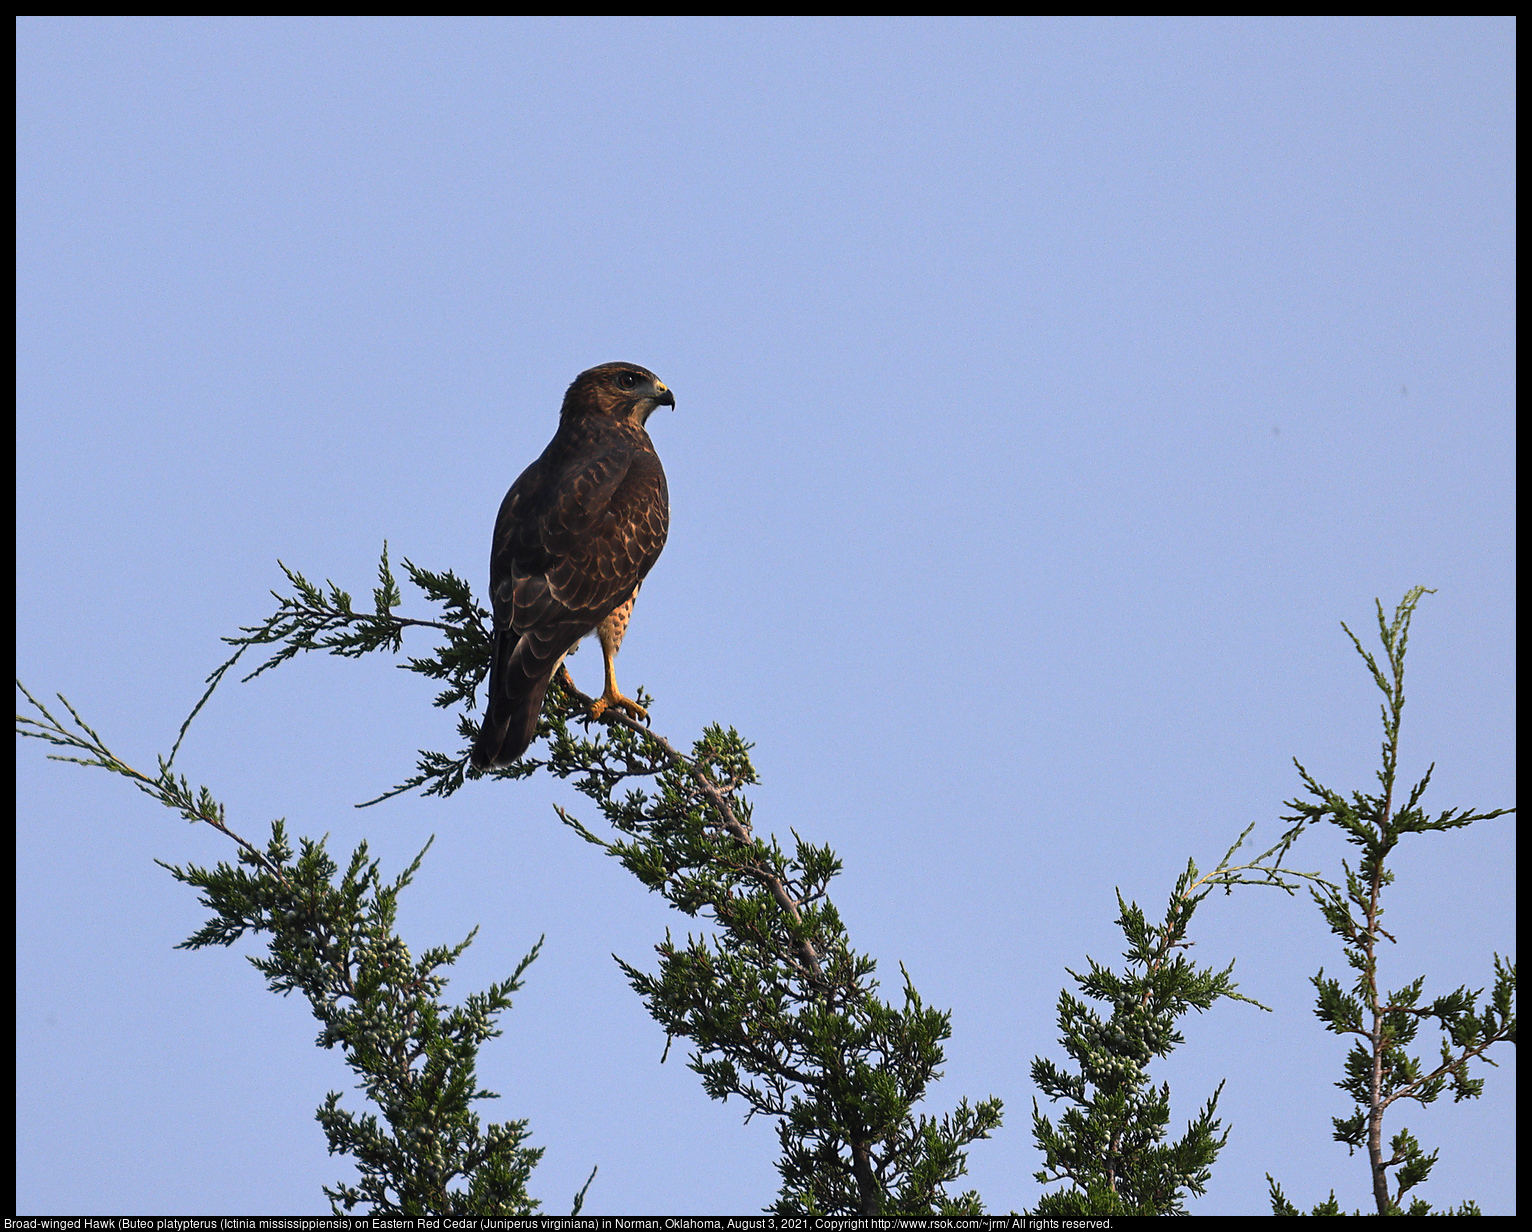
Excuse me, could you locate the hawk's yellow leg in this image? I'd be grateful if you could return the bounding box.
[587,592,648,723]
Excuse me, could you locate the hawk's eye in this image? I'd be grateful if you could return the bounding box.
[614,372,638,391]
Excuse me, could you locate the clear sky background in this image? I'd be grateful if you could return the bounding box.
[16,16,1515,1216]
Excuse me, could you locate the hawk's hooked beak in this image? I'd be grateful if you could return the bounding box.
[634,380,674,425]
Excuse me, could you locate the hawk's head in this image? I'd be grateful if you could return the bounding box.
[563,362,675,425]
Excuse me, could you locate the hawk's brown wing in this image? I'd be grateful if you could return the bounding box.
[471,423,668,768]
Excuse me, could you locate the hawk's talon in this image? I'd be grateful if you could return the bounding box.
[589,691,648,724]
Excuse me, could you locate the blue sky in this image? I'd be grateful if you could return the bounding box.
[17,16,1515,1215]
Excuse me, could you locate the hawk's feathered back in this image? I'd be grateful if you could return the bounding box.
[471,363,672,769]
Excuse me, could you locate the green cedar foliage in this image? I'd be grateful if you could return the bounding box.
[21,553,1513,1215]
[1265,588,1515,1216]
[19,544,1001,1215]
[14,683,560,1216]
[539,690,1003,1215]
[1029,821,1328,1215]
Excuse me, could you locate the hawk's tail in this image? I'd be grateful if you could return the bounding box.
[470,630,557,770]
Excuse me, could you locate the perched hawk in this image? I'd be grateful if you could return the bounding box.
[470,362,673,770]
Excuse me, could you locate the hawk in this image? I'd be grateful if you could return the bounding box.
[470,362,673,770]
